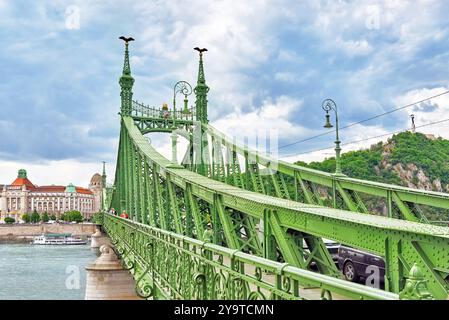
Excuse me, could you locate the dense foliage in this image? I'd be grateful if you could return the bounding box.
[294,132,449,220]
[296,132,448,188]
[389,132,449,186]
[4,217,15,224]
[61,210,83,223]
[30,210,40,223]
[21,214,31,223]
[41,212,49,223]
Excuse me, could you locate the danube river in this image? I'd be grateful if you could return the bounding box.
[0,244,98,300]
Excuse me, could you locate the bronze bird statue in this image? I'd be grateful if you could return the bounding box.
[119,36,135,43]
[194,47,208,54]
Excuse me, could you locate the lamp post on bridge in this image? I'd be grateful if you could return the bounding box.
[322,99,345,177]
[170,81,193,166]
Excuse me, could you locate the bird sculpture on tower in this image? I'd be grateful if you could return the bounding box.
[119,36,135,44]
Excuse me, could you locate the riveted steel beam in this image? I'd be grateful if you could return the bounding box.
[114,116,449,299]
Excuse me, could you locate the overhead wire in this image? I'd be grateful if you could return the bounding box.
[278,90,449,150]
[279,117,449,158]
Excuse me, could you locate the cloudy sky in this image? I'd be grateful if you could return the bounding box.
[1,0,449,187]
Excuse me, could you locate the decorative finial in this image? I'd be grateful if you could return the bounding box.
[194,47,208,55]
[119,36,135,44]
[399,263,434,300]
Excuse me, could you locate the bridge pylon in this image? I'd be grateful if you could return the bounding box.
[119,36,135,117]
[192,47,211,177]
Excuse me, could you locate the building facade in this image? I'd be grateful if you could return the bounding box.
[0,169,104,222]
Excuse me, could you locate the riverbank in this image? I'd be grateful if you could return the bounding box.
[0,223,98,244]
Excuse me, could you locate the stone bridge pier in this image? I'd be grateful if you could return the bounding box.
[85,243,141,300]
[90,228,110,249]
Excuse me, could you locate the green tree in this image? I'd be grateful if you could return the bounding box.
[50,214,57,221]
[31,209,40,223]
[64,210,84,223]
[42,212,49,223]
[4,217,15,224]
[21,214,31,223]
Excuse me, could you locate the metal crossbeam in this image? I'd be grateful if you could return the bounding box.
[111,116,449,299]
[109,42,448,300]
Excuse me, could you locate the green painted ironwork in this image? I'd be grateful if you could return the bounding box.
[110,115,449,299]
[322,99,345,177]
[205,124,449,221]
[104,40,449,300]
[103,213,402,300]
[119,39,134,117]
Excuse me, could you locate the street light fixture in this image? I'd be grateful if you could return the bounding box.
[322,99,345,176]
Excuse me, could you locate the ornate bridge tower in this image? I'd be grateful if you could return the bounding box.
[193,48,211,176]
[119,37,135,116]
[194,48,210,124]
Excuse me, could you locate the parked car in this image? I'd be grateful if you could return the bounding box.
[338,245,385,286]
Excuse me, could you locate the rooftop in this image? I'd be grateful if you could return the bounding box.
[3,169,93,195]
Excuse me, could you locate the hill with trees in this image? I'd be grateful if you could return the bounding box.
[295,131,449,220]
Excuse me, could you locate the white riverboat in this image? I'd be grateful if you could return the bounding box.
[32,233,87,245]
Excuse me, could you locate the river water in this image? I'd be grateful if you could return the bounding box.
[0,244,98,300]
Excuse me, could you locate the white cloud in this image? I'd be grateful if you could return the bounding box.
[212,95,309,150]
[394,87,449,139]
[0,159,111,188]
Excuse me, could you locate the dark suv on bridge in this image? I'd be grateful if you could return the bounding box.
[338,245,385,288]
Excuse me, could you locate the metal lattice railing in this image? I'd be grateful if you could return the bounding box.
[103,213,402,300]
[132,100,195,121]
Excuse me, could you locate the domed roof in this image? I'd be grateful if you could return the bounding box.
[18,169,27,178]
[65,183,76,193]
[11,169,35,190]
[90,173,102,184]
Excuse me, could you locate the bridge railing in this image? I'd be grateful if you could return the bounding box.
[103,213,404,300]
[132,100,196,121]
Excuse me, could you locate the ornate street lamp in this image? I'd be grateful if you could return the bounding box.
[322,99,345,176]
[173,80,193,118]
[168,81,193,168]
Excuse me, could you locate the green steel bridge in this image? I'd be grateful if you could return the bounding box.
[101,39,449,300]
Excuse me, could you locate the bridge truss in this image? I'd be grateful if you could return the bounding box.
[104,40,449,300]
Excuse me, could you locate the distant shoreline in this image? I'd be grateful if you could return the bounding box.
[0,223,98,244]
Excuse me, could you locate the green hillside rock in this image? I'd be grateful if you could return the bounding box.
[295,131,449,220]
